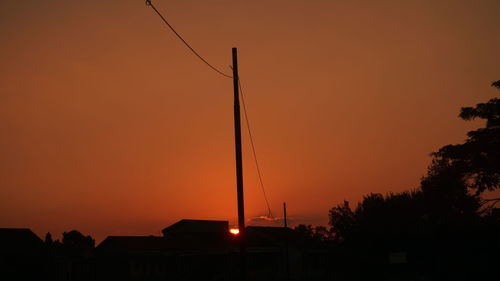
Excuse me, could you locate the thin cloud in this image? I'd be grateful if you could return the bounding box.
[249,215,295,226]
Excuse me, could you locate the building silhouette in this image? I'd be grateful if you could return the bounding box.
[96,219,315,281]
[0,228,46,280]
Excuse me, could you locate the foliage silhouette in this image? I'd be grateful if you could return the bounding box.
[328,201,355,242]
[431,80,500,195]
[326,81,500,280]
[44,232,53,245]
[329,191,429,245]
[62,230,95,249]
[294,224,331,242]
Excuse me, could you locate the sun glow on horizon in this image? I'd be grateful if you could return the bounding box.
[229,228,240,235]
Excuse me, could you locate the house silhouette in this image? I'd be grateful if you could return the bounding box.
[0,221,326,281]
[96,219,310,281]
[0,228,45,281]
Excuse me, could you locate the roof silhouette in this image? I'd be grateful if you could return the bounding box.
[161,219,229,236]
[97,236,174,252]
[98,219,232,255]
[0,228,43,254]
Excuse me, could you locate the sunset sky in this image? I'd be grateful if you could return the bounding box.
[1,0,499,242]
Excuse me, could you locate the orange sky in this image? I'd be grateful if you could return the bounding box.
[1,0,499,242]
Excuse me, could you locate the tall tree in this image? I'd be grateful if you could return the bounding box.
[430,81,500,195]
[328,201,355,242]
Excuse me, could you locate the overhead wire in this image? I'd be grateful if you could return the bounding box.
[145,0,232,78]
[145,0,273,218]
[238,77,274,219]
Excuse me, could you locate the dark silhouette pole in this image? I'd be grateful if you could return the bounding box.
[232,47,246,281]
[284,202,290,280]
[283,202,288,227]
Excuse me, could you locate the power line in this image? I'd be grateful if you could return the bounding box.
[146,0,232,78]
[146,1,272,217]
[238,77,274,218]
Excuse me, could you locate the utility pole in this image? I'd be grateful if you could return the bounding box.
[283,202,288,227]
[284,202,290,280]
[232,47,246,281]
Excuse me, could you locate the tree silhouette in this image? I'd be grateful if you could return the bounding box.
[329,81,500,239]
[294,224,314,239]
[328,201,355,242]
[430,81,500,195]
[328,192,428,245]
[312,226,331,242]
[61,230,95,258]
[294,224,332,242]
[44,232,53,245]
[325,81,500,280]
[62,230,95,249]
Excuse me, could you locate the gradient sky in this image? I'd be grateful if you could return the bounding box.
[1,0,499,242]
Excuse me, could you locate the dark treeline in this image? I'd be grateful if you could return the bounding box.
[294,81,500,280]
